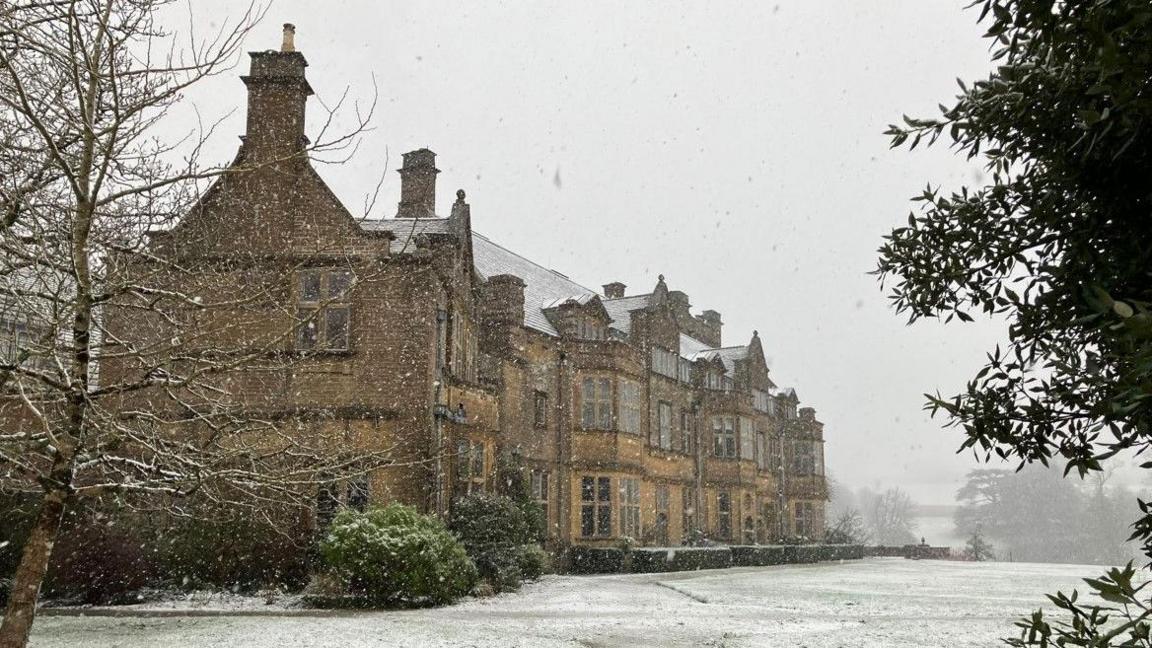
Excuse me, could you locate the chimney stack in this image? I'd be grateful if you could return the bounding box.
[281,23,296,52]
[694,309,723,347]
[241,24,312,162]
[397,149,440,218]
[602,282,626,299]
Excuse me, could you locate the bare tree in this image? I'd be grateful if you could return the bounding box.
[0,3,393,646]
[868,487,917,546]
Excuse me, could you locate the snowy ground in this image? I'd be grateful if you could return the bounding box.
[30,558,1108,647]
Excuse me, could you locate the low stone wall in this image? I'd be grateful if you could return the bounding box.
[864,544,952,560]
[564,544,863,575]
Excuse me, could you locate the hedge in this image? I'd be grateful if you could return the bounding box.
[629,547,733,573]
[565,544,862,574]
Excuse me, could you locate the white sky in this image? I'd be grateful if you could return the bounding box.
[160,1,1133,505]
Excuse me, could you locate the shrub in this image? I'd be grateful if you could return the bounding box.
[516,544,551,581]
[320,504,476,607]
[449,493,539,592]
[155,506,311,592]
[45,510,157,604]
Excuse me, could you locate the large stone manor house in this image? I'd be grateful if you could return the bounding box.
[120,29,828,548]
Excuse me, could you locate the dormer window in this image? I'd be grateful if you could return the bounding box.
[574,317,604,340]
[296,269,352,351]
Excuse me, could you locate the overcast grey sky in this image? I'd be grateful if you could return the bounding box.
[162,1,1086,504]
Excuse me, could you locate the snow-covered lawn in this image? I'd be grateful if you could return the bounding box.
[30,558,1107,647]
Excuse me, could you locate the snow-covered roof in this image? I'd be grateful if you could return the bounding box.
[770,386,797,399]
[472,233,599,337]
[689,344,747,372]
[602,294,652,335]
[360,217,453,254]
[678,333,711,358]
[542,293,600,310]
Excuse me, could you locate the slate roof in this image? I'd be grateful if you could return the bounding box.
[360,217,453,254]
[602,294,652,335]
[678,333,712,358]
[471,233,598,337]
[689,344,748,372]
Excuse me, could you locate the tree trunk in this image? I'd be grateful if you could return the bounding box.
[0,492,66,648]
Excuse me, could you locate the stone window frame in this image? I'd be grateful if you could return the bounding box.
[794,501,816,538]
[573,317,605,341]
[717,490,733,540]
[679,410,696,455]
[792,439,823,476]
[295,268,353,352]
[619,477,641,539]
[533,390,549,428]
[752,389,771,413]
[739,417,756,461]
[650,346,677,379]
[580,475,613,537]
[530,468,549,530]
[681,486,695,540]
[580,376,614,430]
[655,400,673,450]
[455,438,487,496]
[617,378,642,435]
[711,415,737,459]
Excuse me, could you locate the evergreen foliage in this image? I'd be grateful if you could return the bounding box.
[320,504,477,607]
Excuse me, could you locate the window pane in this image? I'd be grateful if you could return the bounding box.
[597,505,611,536]
[581,505,595,536]
[300,271,321,301]
[325,307,349,350]
[581,379,595,428]
[457,439,470,479]
[581,476,595,502]
[597,477,611,503]
[329,270,352,298]
[296,309,318,349]
[471,442,485,475]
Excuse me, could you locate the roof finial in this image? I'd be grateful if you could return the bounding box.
[658,274,665,282]
[456,189,466,203]
[753,330,759,337]
[281,23,296,52]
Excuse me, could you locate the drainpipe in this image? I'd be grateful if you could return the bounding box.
[556,351,570,547]
[776,430,787,540]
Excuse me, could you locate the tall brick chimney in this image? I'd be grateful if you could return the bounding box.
[240,24,313,162]
[397,149,440,218]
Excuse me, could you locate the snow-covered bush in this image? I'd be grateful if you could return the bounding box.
[320,504,476,607]
[449,493,539,593]
[515,544,551,581]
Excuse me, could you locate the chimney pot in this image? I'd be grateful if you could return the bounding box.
[282,23,296,52]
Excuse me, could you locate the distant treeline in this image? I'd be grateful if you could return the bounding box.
[827,467,1141,565]
[953,466,1141,566]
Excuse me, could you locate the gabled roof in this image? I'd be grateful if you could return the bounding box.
[770,386,798,399]
[471,233,598,336]
[602,294,652,335]
[689,344,747,372]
